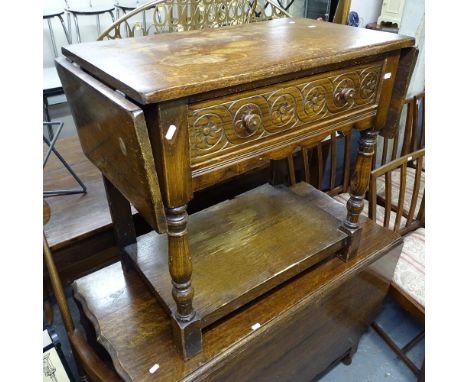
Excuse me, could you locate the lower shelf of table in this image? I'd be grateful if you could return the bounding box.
[72,185,402,381]
[126,182,348,328]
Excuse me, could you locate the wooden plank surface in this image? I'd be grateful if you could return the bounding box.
[62,18,414,104]
[127,183,347,327]
[56,58,167,233]
[73,184,402,382]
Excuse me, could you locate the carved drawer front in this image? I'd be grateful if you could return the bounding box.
[189,61,383,168]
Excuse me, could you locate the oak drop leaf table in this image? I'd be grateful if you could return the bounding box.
[57,16,416,370]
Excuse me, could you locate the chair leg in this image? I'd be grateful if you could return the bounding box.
[43,96,54,140]
[96,14,101,36]
[58,14,72,44]
[372,322,424,377]
[43,122,87,197]
[418,359,425,382]
[47,18,58,58]
[74,14,81,43]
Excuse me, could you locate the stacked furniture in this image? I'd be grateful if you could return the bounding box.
[297,92,425,379]
[369,147,425,381]
[48,0,417,379]
[64,0,116,43]
[369,93,425,380]
[43,8,72,137]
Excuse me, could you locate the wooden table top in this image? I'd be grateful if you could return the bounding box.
[61,17,414,104]
[43,136,113,251]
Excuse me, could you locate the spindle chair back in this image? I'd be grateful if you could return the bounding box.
[369,149,426,381]
[292,92,425,202]
[368,148,425,236]
[286,91,426,380]
[287,126,355,197]
[374,91,425,169]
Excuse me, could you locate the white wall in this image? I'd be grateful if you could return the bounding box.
[286,1,305,17]
[349,0,425,95]
[399,0,425,96]
[288,0,384,22]
[350,0,384,26]
[351,0,424,165]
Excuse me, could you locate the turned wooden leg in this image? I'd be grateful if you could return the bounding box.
[340,129,378,261]
[102,176,136,272]
[151,99,201,358]
[166,205,202,359]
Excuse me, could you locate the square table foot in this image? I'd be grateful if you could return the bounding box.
[171,314,202,360]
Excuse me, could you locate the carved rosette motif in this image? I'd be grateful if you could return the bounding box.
[192,113,225,152]
[359,67,380,100]
[270,93,297,127]
[303,84,327,116]
[189,64,383,163]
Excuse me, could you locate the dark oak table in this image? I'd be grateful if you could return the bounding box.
[57,14,415,375]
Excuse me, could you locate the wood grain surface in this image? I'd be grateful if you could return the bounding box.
[56,58,167,234]
[73,183,402,382]
[127,183,347,327]
[60,15,415,362]
[62,18,414,104]
[188,61,383,168]
[42,135,271,284]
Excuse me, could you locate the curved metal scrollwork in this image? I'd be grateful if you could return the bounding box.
[98,0,290,41]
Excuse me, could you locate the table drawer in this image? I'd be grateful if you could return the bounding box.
[189,61,384,168]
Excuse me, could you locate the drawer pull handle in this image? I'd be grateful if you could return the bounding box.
[337,87,355,104]
[242,113,261,133]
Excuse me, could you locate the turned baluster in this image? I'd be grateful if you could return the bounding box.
[166,205,195,321]
[146,99,202,359]
[340,128,378,260]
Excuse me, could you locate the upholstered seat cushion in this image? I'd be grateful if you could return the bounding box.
[375,167,425,216]
[392,228,425,307]
[333,193,407,231]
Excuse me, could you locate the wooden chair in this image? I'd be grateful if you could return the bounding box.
[296,145,426,379]
[289,97,425,379]
[368,149,425,236]
[368,149,425,381]
[43,232,121,382]
[374,91,425,169]
[286,127,357,196]
[289,92,425,209]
